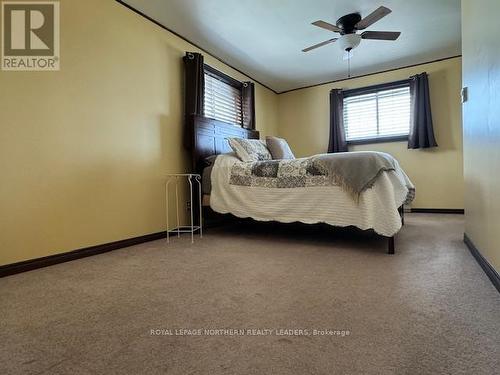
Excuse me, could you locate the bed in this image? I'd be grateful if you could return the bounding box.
[190,115,414,254]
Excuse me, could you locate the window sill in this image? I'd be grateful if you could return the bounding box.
[347,135,408,146]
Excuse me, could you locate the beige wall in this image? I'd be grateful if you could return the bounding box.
[462,0,500,272]
[277,57,463,210]
[0,0,278,266]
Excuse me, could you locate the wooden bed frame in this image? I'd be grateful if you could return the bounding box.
[190,114,400,254]
[190,114,260,174]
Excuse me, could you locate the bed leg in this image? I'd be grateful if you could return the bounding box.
[399,205,405,226]
[388,236,395,255]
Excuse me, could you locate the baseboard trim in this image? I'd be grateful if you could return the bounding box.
[411,208,464,214]
[464,234,500,293]
[0,231,167,278]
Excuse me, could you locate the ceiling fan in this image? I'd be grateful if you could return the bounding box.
[302,6,401,54]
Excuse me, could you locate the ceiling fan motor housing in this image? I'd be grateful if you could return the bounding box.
[336,13,362,34]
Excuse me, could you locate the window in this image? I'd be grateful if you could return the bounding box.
[203,65,243,126]
[343,80,411,144]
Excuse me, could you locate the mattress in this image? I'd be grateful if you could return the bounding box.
[209,153,414,237]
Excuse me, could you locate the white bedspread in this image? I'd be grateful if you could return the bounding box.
[210,154,414,237]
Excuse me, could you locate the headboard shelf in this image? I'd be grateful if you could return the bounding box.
[191,115,259,173]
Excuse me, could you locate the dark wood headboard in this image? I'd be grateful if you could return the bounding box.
[191,115,260,173]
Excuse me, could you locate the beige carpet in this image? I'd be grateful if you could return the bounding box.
[0,214,499,375]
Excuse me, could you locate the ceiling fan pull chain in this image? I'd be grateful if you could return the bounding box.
[347,51,351,78]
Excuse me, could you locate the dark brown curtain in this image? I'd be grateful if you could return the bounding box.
[408,72,438,149]
[183,52,205,148]
[328,89,348,153]
[242,81,255,130]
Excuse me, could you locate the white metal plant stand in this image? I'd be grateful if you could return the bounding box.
[165,174,202,243]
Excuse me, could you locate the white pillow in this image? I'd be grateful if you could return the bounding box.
[265,136,295,160]
[228,138,272,162]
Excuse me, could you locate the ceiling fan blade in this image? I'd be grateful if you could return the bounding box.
[302,38,338,52]
[311,20,342,33]
[355,6,392,30]
[361,31,401,40]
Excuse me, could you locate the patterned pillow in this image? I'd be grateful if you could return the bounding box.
[266,136,295,160]
[228,138,272,162]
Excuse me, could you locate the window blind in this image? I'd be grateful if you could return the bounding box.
[204,72,243,125]
[343,85,411,142]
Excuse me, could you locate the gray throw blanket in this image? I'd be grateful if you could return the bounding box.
[312,151,397,201]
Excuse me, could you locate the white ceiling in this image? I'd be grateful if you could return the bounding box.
[122,0,461,93]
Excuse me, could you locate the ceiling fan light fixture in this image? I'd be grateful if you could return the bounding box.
[338,34,361,52]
